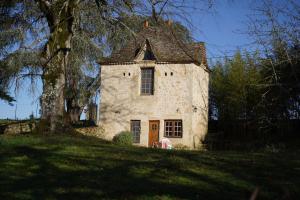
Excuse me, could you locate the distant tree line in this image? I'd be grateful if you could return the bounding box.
[208,0,300,145]
[209,47,300,141]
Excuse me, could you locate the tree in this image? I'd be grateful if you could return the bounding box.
[0,64,15,105]
[0,0,215,132]
[248,0,300,129]
[210,50,262,136]
[0,0,134,132]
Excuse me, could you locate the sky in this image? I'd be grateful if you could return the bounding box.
[0,1,255,119]
[191,0,255,58]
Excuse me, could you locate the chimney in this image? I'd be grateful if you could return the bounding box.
[144,20,149,28]
[198,42,207,66]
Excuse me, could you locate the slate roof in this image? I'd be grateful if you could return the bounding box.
[99,24,208,69]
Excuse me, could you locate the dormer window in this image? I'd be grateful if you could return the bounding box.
[134,39,156,61]
[143,47,155,60]
[141,68,154,95]
[143,39,155,60]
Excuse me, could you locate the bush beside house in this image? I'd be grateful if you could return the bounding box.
[112,131,133,145]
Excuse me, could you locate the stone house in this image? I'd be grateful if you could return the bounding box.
[98,21,209,149]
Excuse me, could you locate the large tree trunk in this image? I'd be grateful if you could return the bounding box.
[41,48,69,132]
[66,98,83,124]
[38,0,79,133]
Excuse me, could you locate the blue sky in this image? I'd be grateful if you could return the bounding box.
[191,0,255,57]
[0,1,255,119]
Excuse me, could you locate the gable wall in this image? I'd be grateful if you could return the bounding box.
[98,62,209,148]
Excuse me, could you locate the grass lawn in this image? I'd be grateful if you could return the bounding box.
[0,134,299,200]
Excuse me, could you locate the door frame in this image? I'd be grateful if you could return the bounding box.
[148,120,160,147]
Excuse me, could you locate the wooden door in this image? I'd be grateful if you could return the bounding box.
[149,120,159,147]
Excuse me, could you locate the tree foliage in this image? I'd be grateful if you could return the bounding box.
[209,0,300,141]
[0,0,41,104]
[248,0,300,127]
[210,50,261,123]
[210,47,299,138]
[0,0,136,131]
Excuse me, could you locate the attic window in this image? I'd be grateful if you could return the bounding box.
[143,40,155,60]
[143,49,155,60]
[141,68,154,95]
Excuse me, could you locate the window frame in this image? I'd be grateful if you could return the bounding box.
[131,120,141,143]
[164,119,183,138]
[140,67,154,95]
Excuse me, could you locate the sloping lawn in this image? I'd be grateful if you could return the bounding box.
[0,134,299,200]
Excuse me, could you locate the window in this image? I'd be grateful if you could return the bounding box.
[141,68,154,95]
[143,49,155,60]
[164,120,182,138]
[143,40,155,60]
[131,120,141,143]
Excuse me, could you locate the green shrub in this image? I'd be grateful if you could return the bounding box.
[112,131,133,145]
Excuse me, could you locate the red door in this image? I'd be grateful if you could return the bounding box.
[149,121,159,147]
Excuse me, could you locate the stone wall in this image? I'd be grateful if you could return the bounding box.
[98,61,209,148]
[75,126,105,138]
[0,122,36,135]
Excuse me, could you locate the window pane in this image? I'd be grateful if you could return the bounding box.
[141,68,154,95]
[131,120,141,143]
[164,120,182,138]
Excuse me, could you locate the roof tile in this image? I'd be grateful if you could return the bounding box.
[99,25,207,67]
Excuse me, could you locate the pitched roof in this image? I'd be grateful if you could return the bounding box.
[99,24,208,68]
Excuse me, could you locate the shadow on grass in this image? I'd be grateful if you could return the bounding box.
[0,134,299,199]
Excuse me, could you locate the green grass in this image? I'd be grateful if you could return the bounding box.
[0,134,299,200]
